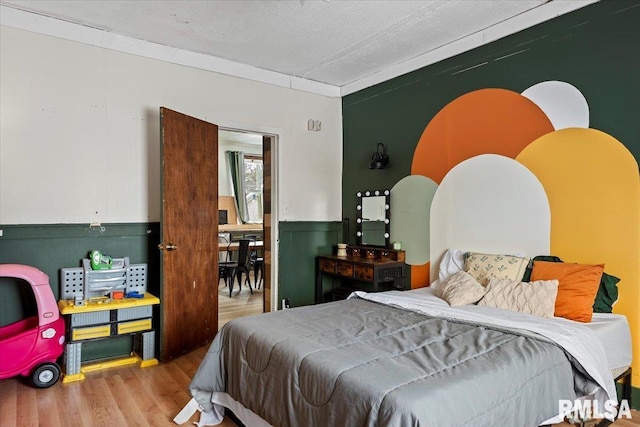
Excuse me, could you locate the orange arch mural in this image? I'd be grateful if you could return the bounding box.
[411,88,554,183]
[411,263,430,289]
[410,88,555,286]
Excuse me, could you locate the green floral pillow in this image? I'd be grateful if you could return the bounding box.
[463,252,531,286]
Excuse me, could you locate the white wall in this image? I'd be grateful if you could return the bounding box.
[0,26,343,224]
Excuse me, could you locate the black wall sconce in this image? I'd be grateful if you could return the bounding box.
[369,143,389,169]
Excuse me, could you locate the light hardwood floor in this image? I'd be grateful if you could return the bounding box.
[1,280,638,426]
[555,411,640,427]
[1,343,638,427]
[0,277,262,427]
[218,275,264,328]
[0,345,230,427]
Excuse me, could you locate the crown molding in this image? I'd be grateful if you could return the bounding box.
[0,5,341,98]
[1,1,598,99]
[339,0,598,96]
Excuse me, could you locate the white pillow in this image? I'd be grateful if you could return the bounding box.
[435,270,486,307]
[478,277,559,318]
[438,248,465,282]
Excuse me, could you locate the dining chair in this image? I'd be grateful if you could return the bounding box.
[218,235,235,288]
[249,248,264,289]
[228,238,253,298]
[244,234,264,289]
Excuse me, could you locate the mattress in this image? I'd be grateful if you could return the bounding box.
[585,312,632,373]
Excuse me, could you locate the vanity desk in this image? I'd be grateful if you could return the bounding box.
[315,246,407,304]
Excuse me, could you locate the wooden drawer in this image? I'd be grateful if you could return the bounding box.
[336,261,353,278]
[319,259,336,274]
[354,265,374,282]
[117,318,152,335]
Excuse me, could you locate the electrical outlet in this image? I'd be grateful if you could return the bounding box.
[306,119,322,131]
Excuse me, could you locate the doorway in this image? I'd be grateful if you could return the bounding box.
[159,107,219,361]
[218,129,273,327]
[159,108,278,361]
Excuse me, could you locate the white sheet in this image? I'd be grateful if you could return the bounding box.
[350,288,617,407]
[585,313,632,372]
[210,392,272,427]
[425,284,631,373]
[432,274,632,373]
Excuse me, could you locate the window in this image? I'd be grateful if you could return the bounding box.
[244,155,263,223]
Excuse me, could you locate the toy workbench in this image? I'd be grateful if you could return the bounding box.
[58,257,159,383]
[57,294,160,383]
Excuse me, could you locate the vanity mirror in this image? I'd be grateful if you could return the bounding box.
[356,189,390,247]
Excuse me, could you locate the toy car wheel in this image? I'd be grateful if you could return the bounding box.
[31,363,61,388]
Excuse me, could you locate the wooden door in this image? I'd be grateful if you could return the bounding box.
[262,136,272,311]
[159,107,218,361]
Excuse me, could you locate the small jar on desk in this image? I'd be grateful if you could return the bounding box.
[336,243,348,257]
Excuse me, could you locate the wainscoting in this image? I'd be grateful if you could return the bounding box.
[277,221,344,308]
[0,221,342,359]
[0,223,160,359]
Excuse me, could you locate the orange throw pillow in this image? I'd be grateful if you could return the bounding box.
[530,261,604,322]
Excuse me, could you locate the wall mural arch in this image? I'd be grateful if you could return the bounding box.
[397,81,639,390]
[521,81,589,130]
[390,175,438,267]
[411,88,554,184]
[517,128,640,382]
[429,154,551,281]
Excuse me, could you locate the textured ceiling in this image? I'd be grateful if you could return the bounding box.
[1,0,560,89]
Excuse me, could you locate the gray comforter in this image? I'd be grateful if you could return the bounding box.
[190,297,591,426]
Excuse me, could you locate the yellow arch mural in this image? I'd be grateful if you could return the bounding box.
[517,127,640,388]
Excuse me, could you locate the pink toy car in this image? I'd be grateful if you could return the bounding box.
[0,264,65,388]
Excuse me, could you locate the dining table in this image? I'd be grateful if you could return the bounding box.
[218,240,263,252]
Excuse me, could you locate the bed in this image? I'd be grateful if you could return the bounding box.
[176,154,635,426]
[180,281,630,427]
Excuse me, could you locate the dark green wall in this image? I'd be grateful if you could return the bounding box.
[0,223,160,359]
[0,220,342,360]
[277,221,344,307]
[342,1,640,240]
[342,0,640,410]
[0,223,160,303]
